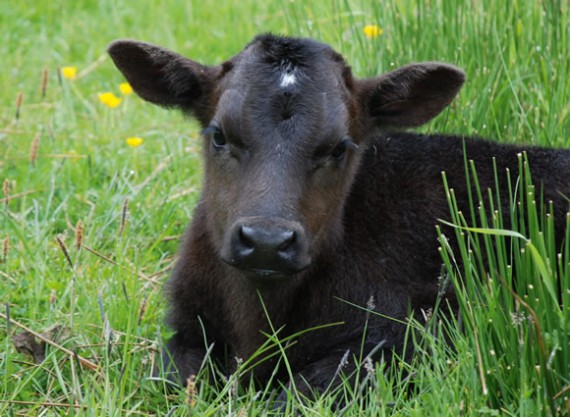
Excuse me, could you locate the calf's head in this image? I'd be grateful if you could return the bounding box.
[108,34,464,285]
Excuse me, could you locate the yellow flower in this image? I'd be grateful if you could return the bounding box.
[126,137,144,148]
[119,82,133,95]
[61,66,78,80]
[98,92,122,108]
[363,24,383,39]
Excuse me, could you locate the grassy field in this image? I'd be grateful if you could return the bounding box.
[1,0,569,415]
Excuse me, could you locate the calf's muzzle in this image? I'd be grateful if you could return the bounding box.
[221,217,311,280]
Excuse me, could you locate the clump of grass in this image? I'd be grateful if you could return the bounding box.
[438,154,570,416]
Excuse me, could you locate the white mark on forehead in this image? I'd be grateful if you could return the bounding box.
[280,72,297,87]
[279,59,299,88]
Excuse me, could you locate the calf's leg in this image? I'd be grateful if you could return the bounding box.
[155,332,209,387]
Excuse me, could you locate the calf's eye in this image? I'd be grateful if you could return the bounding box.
[211,129,227,149]
[331,137,355,160]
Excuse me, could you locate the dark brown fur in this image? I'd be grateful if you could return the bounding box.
[108,34,570,397]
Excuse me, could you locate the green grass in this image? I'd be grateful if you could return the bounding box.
[1,0,569,415]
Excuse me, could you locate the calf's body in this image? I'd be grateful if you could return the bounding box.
[108,35,570,395]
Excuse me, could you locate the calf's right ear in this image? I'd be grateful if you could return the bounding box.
[358,62,465,129]
[107,40,217,120]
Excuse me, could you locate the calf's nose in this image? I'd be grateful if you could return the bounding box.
[238,225,296,255]
[222,219,310,279]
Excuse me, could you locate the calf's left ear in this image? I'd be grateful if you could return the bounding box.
[359,62,465,128]
[107,40,218,122]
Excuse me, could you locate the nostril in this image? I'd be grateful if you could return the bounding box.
[238,226,255,249]
[278,230,296,252]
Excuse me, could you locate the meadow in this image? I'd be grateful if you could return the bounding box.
[1,0,569,415]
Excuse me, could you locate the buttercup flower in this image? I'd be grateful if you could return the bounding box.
[363,24,383,39]
[119,82,133,95]
[98,92,122,108]
[61,66,78,80]
[126,137,144,148]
